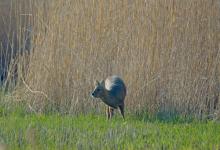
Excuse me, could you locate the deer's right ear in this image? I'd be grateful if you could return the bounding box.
[100,80,105,87]
[95,80,100,86]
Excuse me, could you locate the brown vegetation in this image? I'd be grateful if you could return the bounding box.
[1,0,220,118]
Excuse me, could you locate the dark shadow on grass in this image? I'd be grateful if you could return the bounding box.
[132,110,196,124]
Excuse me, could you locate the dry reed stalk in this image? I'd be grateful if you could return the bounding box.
[0,0,220,118]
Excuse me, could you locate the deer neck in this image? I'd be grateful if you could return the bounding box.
[100,89,115,108]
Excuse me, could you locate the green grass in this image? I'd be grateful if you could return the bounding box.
[0,107,219,150]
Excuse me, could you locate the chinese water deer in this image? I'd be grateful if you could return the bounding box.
[91,75,126,119]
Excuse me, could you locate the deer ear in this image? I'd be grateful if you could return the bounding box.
[95,80,100,86]
[100,80,105,87]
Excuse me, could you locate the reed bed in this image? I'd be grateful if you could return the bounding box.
[0,0,220,118]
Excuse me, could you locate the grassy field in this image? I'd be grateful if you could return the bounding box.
[0,105,219,150]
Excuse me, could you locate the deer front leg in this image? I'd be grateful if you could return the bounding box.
[106,106,110,119]
[109,107,114,119]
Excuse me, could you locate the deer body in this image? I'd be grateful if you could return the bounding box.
[91,75,126,119]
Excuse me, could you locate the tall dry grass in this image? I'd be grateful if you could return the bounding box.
[0,0,32,89]
[1,0,220,117]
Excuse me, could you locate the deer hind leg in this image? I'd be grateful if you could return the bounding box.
[119,103,125,119]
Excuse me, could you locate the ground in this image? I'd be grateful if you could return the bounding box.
[0,106,219,150]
